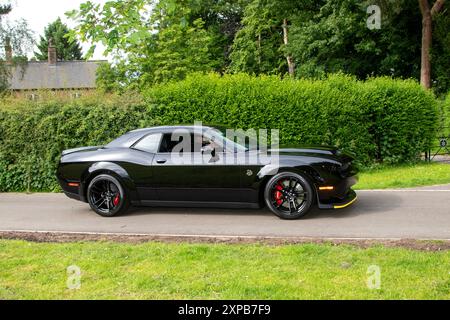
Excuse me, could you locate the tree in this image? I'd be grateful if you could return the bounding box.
[0,2,11,15]
[418,0,446,89]
[288,0,423,79]
[229,0,449,94]
[68,0,449,93]
[432,6,450,94]
[229,0,316,76]
[229,0,284,75]
[0,1,11,92]
[67,0,246,88]
[34,17,83,61]
[0,1,34,92]
[190,0,248,72]
[95,62,130,93]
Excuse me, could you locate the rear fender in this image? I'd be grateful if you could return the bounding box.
[80,162,138,202]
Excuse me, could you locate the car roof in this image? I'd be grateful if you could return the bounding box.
[106,126,217,149]
[130,125,215,134]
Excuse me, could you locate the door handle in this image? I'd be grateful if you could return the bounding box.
[156,159,167,164]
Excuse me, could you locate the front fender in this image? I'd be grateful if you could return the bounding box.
[257,161,322,185]
[80,162,139,202]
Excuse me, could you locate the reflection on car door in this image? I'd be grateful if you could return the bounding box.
[151,132,242,203]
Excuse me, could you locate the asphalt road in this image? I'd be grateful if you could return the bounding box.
[0,185,449,240]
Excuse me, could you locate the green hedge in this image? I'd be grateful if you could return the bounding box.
[145,74,438,164]
[0,94,156,192]
[445,93,450,132]
[0,74,439,192]
[435,92,450,144]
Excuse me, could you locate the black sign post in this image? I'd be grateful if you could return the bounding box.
[427,133,450,161]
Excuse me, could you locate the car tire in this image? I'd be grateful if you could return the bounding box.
[264,172,314,220]
[87,174,130,217]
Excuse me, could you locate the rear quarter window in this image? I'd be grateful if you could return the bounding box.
[105,131,145,148]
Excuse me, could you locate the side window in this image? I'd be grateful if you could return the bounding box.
[158,132,218,153]
[159,133,187,153]
[133,133,162,153]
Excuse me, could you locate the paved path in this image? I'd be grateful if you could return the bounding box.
[0,186,449,240]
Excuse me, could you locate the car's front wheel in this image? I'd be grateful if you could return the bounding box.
[87,174,130,217]
[264,172,314,219]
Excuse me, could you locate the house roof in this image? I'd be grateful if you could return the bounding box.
[9,60,105,90]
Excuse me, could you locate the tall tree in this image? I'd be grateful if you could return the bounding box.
[68,0,449,93]
[67,0,245,87]
[230,0,449,94]
[418,0,446,89]
[432,5,450,94]
[34,17,83,61]
[0,2,11,15]
[288,0,422,79]
[229,0,316,76]
[0,1,34,92]
[0,1,11,92]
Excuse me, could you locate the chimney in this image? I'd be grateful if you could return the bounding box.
[5,37,12,65]
[48,38,57,65]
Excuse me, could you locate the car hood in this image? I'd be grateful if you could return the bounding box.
[266,145,354,163]
[274,145,340,156]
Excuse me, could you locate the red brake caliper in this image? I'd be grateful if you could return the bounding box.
[274,182,284,205]
[113,194,120,206]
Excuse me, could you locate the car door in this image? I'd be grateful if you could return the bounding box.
[236,150,266,203]
[151,130,242,203]
[129,132,162,201]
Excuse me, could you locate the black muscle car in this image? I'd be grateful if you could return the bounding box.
[57,125,358,219]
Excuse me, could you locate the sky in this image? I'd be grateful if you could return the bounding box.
[7,0,109,60]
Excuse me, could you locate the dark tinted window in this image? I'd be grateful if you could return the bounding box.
[159,133,185,153]
[133,133,162,153]
[159,133,213,153]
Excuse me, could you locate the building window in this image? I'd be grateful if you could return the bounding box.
[27,93,39,101]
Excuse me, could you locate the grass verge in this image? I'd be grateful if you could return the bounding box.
[355,162,450,190]
[0,240,449,300]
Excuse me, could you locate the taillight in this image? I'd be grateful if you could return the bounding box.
[67,182,80,187]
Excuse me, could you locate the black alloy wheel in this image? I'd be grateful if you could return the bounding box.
[264,172,313,219]
[87,174,129,217]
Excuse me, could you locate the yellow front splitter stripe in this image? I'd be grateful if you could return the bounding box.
[333,196,358,209]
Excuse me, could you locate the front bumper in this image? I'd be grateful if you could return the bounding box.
[317,189,357,209]
[316,171,358,209]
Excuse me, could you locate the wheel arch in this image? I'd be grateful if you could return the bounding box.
[257,165,320,206]
[80,162,138,203]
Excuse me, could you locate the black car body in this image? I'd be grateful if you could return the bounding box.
[57,126,358,218]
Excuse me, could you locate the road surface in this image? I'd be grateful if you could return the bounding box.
[0,186,449,240]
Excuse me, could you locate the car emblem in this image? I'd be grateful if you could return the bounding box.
[246,169,253,176]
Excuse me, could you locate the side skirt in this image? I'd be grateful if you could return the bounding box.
[132,200,261,209]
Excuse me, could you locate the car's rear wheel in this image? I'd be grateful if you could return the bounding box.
[264,172,313,219]
[87,174,130,217]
